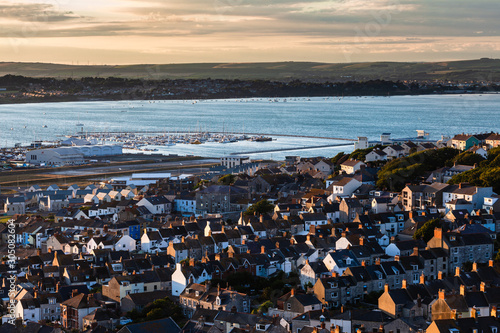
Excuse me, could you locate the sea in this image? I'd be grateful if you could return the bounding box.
[0,94,499,160]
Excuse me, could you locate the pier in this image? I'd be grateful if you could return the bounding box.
[230,142,354,155]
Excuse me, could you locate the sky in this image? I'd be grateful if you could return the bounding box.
[0,0,499,64]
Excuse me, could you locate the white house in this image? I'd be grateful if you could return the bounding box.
[468,145,488,159]
[327,177,362,200]
[84,194,99,204]
[14,297,41,323]
[300,213,328,231]
[137,196,171,215]
[171,263,211,297]
[114,235,136,251]
[442,184,495,212]
[383,145,406,160]
[365,149,387,162]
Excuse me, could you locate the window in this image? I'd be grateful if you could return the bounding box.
[331,292,338,298]
[287,303,291,310]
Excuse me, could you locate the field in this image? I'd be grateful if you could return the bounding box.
[1,58,499,82]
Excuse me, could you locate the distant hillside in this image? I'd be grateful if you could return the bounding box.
[1,59,499,82]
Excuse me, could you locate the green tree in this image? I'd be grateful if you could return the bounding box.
[244,199,274,216]
[413,218,441,242]
[452,151,485,166]
[218,174,235,185]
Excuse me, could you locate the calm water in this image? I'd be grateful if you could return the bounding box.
[0,95,499,159]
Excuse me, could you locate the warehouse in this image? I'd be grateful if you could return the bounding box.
[26,147,84,166]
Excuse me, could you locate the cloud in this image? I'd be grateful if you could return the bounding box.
[0,1,83,22]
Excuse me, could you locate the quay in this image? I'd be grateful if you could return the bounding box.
[230,142,354,155]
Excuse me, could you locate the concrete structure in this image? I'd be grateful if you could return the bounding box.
[220,156,250,168]
[26,147,84,166]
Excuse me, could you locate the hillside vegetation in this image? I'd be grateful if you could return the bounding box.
[1,58,500,82]
[448,147,500,193]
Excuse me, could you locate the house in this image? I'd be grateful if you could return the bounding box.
[340,160,365,175]
[339,198,363,223]
[485,132,500,148]
[120,290,170,313]
[117,317,181,333]
[442,184,495,212]
[327,177,362,200]
[137,196,171,215]
[427,228,494,274]
[468,145,488,159]
[61,292,100,330]
[383,145,406,159]
[179,283,250,318]
[4,196,26,215]
[450,134,481,151]
[114,235,137,251]
[268,289,322,322]
[323,250,360,274]
[401,183,450,211]
[102,272,162,302]
[365,149,387,162]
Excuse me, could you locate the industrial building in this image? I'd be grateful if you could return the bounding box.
[26,145,122,166]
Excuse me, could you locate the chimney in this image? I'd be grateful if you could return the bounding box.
[492,306,497,318]
[489,260,494,267]
[455,266,461,277]
[56,282,60,292]
[361,260,366,267]
[480,282,486,292]
[402,279,407,289]
[419,273,425,285]
[359,237,364,246]
[275,242,280,249]
[291,288,295,296]
[241,239,246,245]
[71,289,79,298]
[471,307,477,319]
[409,211,414,220]
[384,284,389,293]
[394,255,400,262]
[48,248,52,253]
[411,247,419,256]
[472,262,478,272]
[181,236,185,243]
[37,249,42,256]
[215,254,221,261]
[261,245,265,254]
[260,214,264,223]
[434,228,442,239]
[34,290,38,299]
[332,271,338,278]
[438,271,443,280]
[438,289,445,300]
[460,284,465,296]
[189,258,195,266]
[228,251,234,258]
[375,258,381,265]
[459,183,463,189]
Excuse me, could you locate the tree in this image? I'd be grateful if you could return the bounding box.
[244,199,274,216]
[218,174,235,185]
[452,151,485,166]
[413,218,441,242]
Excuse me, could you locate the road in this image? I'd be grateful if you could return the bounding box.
[47,159,220,176]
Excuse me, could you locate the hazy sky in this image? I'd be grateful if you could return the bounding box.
[0,0,499,64]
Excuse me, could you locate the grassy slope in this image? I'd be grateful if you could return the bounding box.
[0,59,499,81]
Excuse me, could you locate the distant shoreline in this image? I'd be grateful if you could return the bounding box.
[1,91,498,106]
